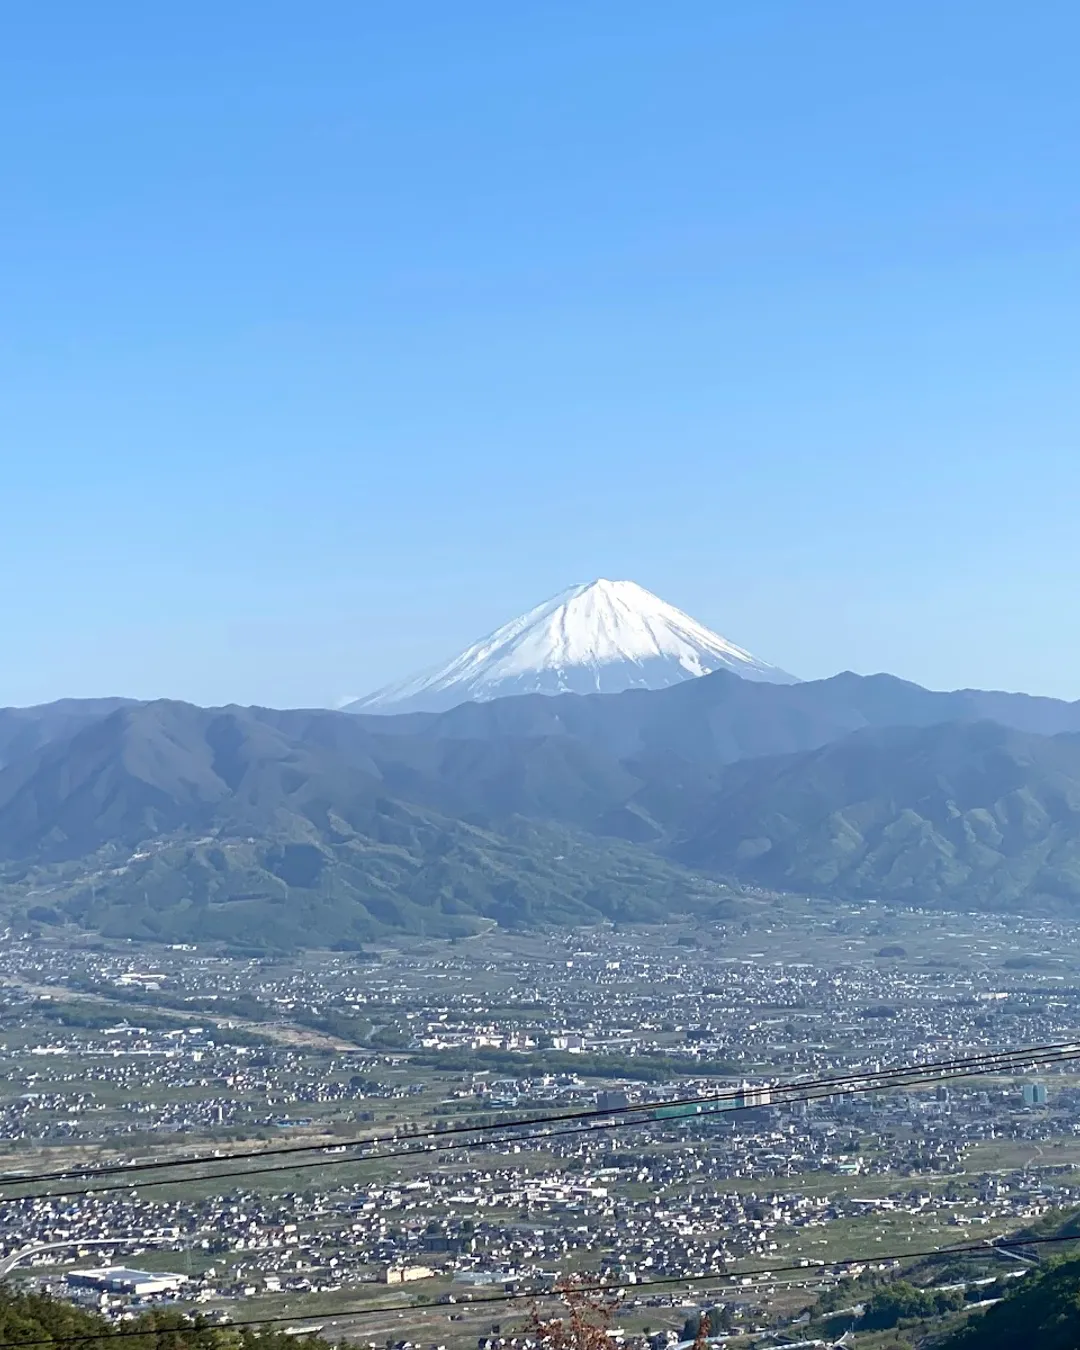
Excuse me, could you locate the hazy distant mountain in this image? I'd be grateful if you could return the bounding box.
[346,579,796,714]
[676,720,1080,909]
[352,668,1080,768]
[0,701,706,947]
[6,670,1080,945]
[0,698,136,770]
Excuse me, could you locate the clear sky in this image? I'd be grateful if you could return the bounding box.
[3,2,1079,708]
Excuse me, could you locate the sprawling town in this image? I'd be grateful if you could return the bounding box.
[2,900,1080,1348]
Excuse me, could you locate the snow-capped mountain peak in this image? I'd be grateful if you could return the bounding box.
[346,579,796,716]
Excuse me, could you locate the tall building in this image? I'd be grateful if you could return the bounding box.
[738,1081,772,1108]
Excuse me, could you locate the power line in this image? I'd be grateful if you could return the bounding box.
[9,1037,1076,1190]
[3,1041,1075,1204]
[0,1230,1075,1348]
[5,1045,1074,1202]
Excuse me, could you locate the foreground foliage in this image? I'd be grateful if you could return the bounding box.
[938,1255,1080,1349]
[0,1287,332,1350]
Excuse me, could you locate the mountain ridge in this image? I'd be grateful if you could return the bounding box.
[0,700,706,947]
[675,718,1080,909]
[7,672,1080,944]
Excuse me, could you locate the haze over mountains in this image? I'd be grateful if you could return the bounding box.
[347,579,796,714]
[5,657,1080,947]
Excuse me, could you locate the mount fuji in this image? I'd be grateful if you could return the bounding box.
[346,579,797,715]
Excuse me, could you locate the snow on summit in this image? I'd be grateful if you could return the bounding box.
[347,579,796,716]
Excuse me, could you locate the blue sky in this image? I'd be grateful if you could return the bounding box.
[3,2,1079,707]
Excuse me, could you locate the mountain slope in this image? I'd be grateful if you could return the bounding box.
[11,668,1080,782]
[676,721,1080,909]
[0,698,137,770]
[347,579,795,714]
[352,668,1080,775]
[940,1255,1080,1349]
[7,672,1080,942]
[0,700,382,861]
[0,702,708,947]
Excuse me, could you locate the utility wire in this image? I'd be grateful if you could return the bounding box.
[0,1230,1075,1347]
[3,1042,1076,1204]
[5,1046,1074,1201]
[2,1037,1074,1195]
[12,1039,1079,1186]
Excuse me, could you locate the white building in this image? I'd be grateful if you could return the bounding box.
[66,1268,186,1297]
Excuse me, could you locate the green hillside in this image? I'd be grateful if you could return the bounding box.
[0,1286,334,1350]
[939,1255,1080,1349]
[6,675,1080,943]
[678,720,1080,910]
